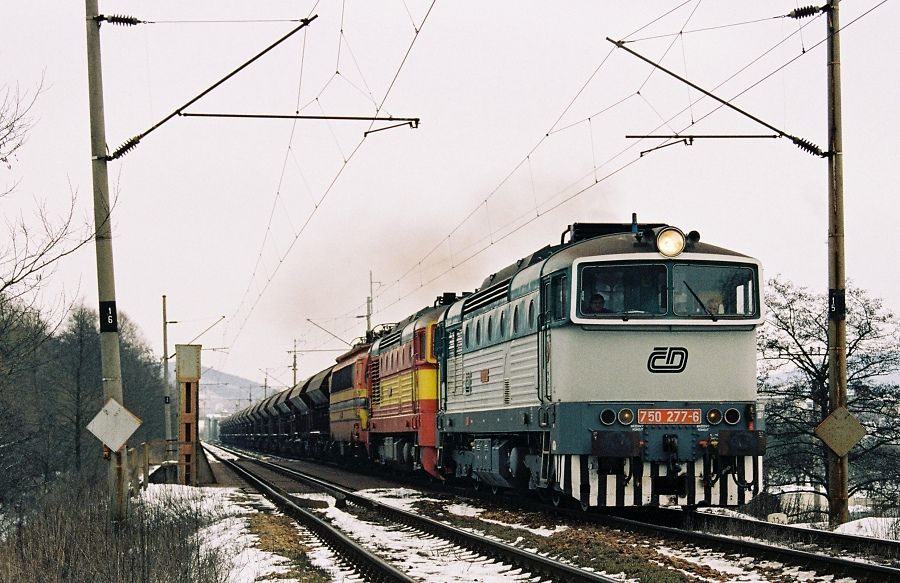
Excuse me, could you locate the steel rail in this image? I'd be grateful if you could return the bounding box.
[204,447,416,583]
[214,443,900,581]
[683,508,900,562]
[571,508,900,583]
[218,444,621,583]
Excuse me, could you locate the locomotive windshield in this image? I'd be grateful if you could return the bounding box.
[577,262,758,319]
[673,264,757,317]
[578,264,667,317]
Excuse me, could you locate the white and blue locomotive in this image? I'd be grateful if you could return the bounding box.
[222,219,766,508]
[436,219,765,507]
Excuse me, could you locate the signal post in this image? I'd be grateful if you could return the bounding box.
[176,344,201,485]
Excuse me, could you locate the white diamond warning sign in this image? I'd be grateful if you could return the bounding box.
[87,398,142,452]
[815,406,866,457]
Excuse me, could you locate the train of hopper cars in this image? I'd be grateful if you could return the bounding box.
[220,218,766,508]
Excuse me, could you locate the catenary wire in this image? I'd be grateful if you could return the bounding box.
[222,1,439,365]
[355,1,697,317]
[363,1,885,323]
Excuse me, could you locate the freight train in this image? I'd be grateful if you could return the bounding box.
[220,219,766,508]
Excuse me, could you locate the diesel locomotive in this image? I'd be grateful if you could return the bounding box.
[220,219,766,508]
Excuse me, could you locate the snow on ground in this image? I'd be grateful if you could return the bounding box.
[697,504,900,541]
[299,489,536,582]
[656,544,860,583]
[144,481,897,582]
[355,487,438,512]
[444,501,568,537]
[204,442,241,461]
[834,517,899,539]
[656,544,773,582]
[138,484,348,583]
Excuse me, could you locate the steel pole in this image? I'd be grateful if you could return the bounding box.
[162,296,174,462]
[367,270,374,337]
[85,0,127,519]
[292,339,298,388]
[826,0,849,525]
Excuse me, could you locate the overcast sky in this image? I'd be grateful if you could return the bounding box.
[3,1,898,402]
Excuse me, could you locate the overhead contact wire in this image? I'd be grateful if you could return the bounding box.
[368,1,856,316]
[636,0,701,93]
[228,1,439,350]
[368,1,694,309]
[623,15,784,43]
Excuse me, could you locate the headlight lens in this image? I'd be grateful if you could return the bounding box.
[656,227,686,257]
[706,408,723,425]
[600,409,616,426]
[618,408,634,425]
[724,408,741,425]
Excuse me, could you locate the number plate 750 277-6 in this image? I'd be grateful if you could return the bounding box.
[637,408,701,425]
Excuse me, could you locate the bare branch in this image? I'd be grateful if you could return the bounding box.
[0,80,42,191]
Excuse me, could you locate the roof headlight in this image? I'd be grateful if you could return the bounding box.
[656,227,686,257]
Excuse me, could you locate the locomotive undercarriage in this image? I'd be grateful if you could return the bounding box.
[437,427,763,507]
[371,433,419,470]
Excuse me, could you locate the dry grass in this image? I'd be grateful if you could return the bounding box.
[0,475,231,583]
[247,513,332,582]
[415,500,695,582]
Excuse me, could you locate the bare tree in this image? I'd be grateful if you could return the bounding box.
[0,85,93,388]
[0,83,38,178]
[0,301,53,503]
[51,305,102,472]
[0,84,98,501]
[118,313,166,446]
[758,278,900,517]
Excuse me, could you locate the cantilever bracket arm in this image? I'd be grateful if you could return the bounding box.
[107,15,319,160]
[179,112,421,136]
[639,138,692,157]
[607,37,826,157]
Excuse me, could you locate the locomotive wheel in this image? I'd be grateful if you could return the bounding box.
[551,490,563,507]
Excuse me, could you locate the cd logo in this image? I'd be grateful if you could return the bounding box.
[647,347,688,373]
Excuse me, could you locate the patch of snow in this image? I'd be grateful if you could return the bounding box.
[318,492,535,581]
[138,484,335,583]
[356,487,442,512]
[291,492,336,505]
[658,545,763,580]
[446,503,482,517]
[479,516,568,537]
[203,443,239,460]
[834,517,899,540]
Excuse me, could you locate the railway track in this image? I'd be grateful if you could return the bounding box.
[685,507,900,564]
[209,444,621,582]
[205,446,415,582]
[213,444,900,582]
[531,501,900,582]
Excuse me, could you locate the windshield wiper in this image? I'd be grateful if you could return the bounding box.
[682,280,717,321]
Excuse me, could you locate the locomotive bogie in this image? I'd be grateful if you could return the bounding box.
[450,437,532,490]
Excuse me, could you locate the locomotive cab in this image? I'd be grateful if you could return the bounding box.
[439,221,767,508]
[549,225,766,505]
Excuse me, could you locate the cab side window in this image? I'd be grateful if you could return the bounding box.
[549,273,568,322]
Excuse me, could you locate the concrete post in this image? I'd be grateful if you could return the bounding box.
[84,0,128,519]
